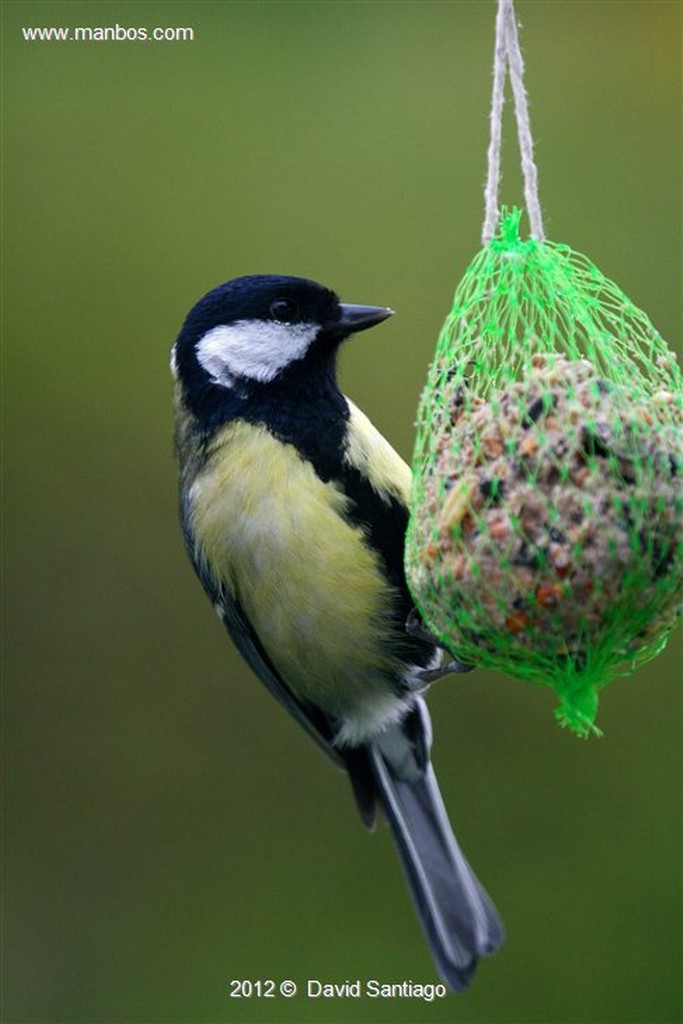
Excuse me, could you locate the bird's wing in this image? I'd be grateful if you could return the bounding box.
[198,557,345,770]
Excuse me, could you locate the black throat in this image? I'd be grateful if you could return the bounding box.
[185,344,350,480]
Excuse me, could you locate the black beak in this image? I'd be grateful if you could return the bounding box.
[329,303,394,336]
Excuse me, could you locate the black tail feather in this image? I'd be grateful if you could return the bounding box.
[366,745,504,991]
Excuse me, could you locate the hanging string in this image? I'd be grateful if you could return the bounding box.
[482,0,545,243]
[482,0,508,245]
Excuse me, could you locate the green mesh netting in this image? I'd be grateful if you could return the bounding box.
[405,208,682,737]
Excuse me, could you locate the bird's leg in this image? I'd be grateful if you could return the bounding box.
[415,660,475,683]
[405,609,475,683]
[404,658,475,692]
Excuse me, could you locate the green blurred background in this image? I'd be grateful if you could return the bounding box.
[2,2,681,1022]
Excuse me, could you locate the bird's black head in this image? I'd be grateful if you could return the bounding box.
[171,275,392,423]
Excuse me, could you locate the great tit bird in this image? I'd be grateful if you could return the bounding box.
[171,274,503,990]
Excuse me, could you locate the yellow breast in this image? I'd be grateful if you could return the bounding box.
[187,419,407,735]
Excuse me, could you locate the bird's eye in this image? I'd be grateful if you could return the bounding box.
[269,298,297,323]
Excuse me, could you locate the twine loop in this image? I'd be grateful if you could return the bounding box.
[483,0,545,244]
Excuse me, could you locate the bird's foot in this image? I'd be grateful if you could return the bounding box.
[405,609,475,683]
[414,659,475,684]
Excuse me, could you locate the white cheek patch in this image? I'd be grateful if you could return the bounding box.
[169,345,178,379]
[196,319,319,386]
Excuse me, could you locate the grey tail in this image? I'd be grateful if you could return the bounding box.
[367,741,504,992]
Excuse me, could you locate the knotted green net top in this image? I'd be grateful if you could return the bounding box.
[405,209,682,736]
